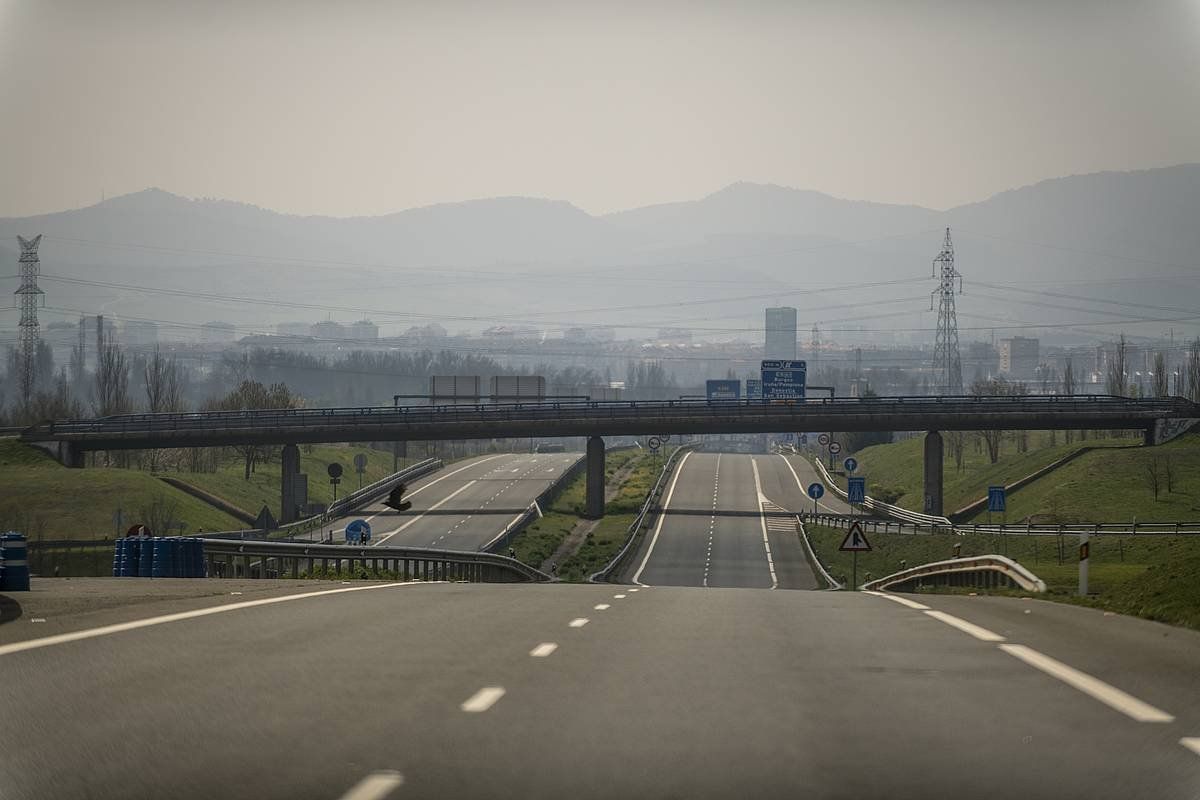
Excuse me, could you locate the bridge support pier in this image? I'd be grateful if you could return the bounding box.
[585,436,605,519]
[923,431,944,517]
[280,444,301,524]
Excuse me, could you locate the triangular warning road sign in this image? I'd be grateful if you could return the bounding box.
[839,521,872,551]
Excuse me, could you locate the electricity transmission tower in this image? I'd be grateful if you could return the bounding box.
[930,227,963,395]
[15,234,45,407]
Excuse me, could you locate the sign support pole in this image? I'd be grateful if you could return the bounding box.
[852,550,858,591]
[1079,531,1089,596]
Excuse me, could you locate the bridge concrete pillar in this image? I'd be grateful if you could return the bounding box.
[585,436,605,519]
[923,431,944,517]
[280,444,301,524]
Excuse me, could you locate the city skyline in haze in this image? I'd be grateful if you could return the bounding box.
[2,0,1199,218]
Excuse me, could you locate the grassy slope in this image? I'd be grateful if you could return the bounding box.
[508,449,652,580]
[807,525,1200,630]
[156,445,414,521]
[838,432,1167,519]
[0,440,242,539]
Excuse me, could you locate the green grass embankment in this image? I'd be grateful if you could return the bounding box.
[807,524,1200,630]
[0,440,242,540]
[829,431,1200,522]
[509,449,657,580]
[156,444,414,522]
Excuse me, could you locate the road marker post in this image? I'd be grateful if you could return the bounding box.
[1079,531,1090,596]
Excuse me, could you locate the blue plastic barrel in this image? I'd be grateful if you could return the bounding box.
[139,537,153,576]
[0,533,30,591]
[194,538,206,578]
[112,537,123,577]
[169,538,183,577]
[151,538,171,578]
[129,538,143,577]
[184,538,197,578]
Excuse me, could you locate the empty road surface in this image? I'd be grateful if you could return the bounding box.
[312,452,581,551]
[2,582,1199,799]
[629,451,847,588]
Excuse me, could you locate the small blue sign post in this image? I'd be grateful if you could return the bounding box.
[345,518,372,545]
[807,482,825,516]
[848,476,866,505]
[843,457,858,474]
[987,485,1006,526]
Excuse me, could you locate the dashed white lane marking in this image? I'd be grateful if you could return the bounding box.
[628,588,639,592]
[594,604,611,610]
[0,582,426,658]
[703,453,721,588]
[865,591,930,610]
[750,458,779,590]
[461,687,506,713]
[375,481,478,545]
[530,643,558,658]
[999,644,1174,722]
[1180,738,1200,757]
[349,454,506,532]
[337,770,404,800]
[613,594,626,599]
[568,618,589,628]
[632,450,695,586]
[923,610,1006,642]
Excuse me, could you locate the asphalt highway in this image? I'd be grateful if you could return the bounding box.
[2,582,1199,799]
[629,452,851,589]
[314,453,581,551]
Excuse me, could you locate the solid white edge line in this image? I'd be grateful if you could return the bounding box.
[337,770,405,800]
[375,480,479,545]
[750,458,779,590]
[776,452,848,514]
[864,590,930,610]
[530,643,558,657]
[923,610,1006,642]
[999,644,1174,723]
[568,617,589,627]
[0,582,426,658]
[631,450,695,586]
[1180,737,1200,757]
[461,687,506,713]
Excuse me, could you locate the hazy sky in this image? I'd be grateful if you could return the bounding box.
[2,0,1198,218]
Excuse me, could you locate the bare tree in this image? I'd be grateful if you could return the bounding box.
[138,494,183,536]
[1186,337,1200,404]
[144,345,184,413]
[1163,455,1174,494]
[94,332,130,417]
[1152,351,1168,397]
[947,430,965,471]
[1106,333,1128,397]
[1144,457,1161,501]
[209,380,302,479]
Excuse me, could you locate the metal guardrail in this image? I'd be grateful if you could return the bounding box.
[795,517,843,590]
[202,538,551,582]
[589,444,698,583]
[803,511,1200,537]
[478,453,587,553]
[863,554,1047,593]
[811,456,954,528]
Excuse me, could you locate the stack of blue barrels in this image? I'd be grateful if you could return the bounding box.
[0,532,30,591]
[111,537,205,578]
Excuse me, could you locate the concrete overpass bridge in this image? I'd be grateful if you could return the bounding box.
[21,395,1199,522]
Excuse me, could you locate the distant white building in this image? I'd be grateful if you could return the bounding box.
[349,319,379,340]
[275,321,313,337]
[311,320,347,340]
[999,337,1039,380]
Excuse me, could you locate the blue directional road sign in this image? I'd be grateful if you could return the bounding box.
[705,379,741,401]
[987,486,1007,513]
[760,360,807,400]
[807,482,825,500]
[345,518,372,545]
[843,457,858,473]
[848,476,866,504]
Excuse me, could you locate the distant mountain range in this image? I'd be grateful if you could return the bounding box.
[2,165,1198,345]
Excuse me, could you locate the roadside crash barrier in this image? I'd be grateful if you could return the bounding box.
[0,532,30,591]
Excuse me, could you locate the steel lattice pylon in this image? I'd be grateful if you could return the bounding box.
[930,227,963,395]
[15,234,45,407]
